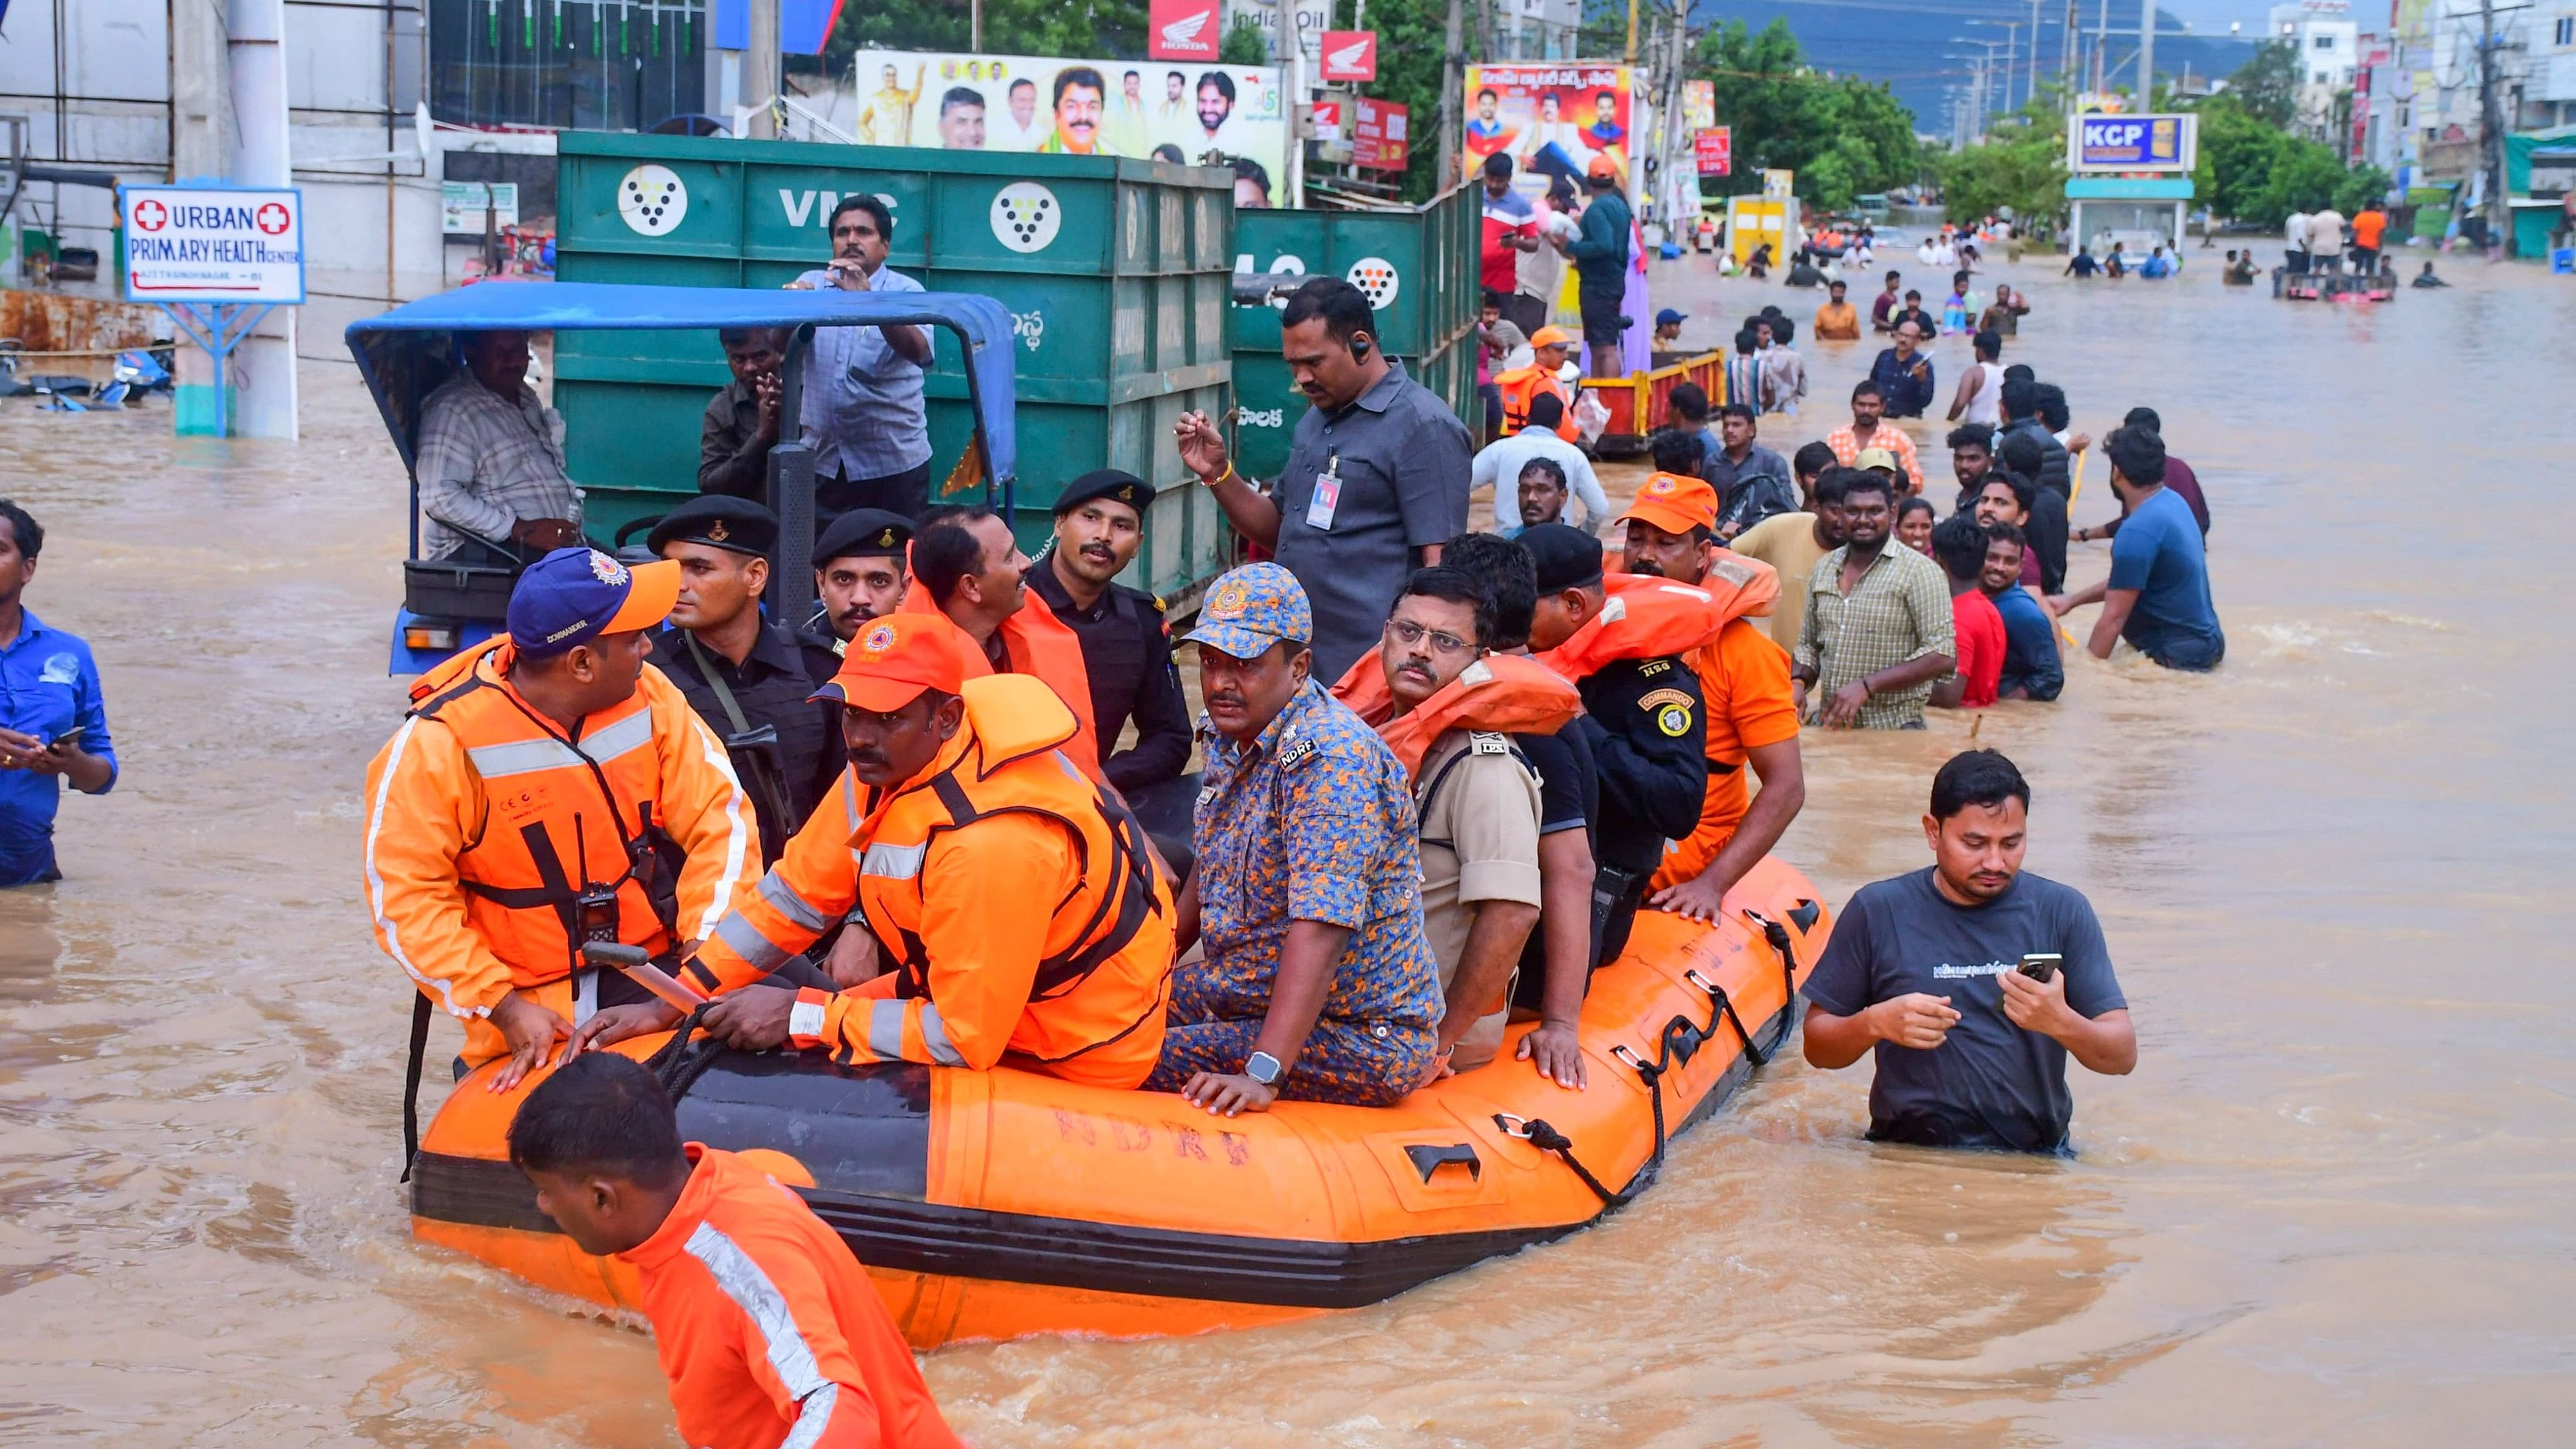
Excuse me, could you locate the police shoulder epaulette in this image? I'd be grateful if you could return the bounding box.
[1468,730,1513,756]
[1637,657,1673,677]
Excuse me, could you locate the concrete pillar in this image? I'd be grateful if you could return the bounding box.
[169,0,234,429]
[226,0,300,440]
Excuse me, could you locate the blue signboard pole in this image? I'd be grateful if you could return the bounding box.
[152,301,275,438]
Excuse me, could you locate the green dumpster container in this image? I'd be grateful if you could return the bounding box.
[550,131,1237,603]
[1226,187,1482,480]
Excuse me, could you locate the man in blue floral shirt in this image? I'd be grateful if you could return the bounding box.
[1148,562,1442,1114]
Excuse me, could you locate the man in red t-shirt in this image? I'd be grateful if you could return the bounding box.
[1478,153,1539,308]
[1929,514,2004,709]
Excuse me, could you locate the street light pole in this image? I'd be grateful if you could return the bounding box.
[2135,0,2156,108]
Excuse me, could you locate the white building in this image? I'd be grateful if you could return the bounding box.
[2268,0,2360,142]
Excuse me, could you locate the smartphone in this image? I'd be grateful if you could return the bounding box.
[46,726,83,749]
[2017,953,2062,984]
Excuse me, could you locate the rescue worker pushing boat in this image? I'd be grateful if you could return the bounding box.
[575,611,1176,1088]
[363,548,760,1096]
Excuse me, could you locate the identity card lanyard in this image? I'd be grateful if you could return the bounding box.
[1306,448,1342,532]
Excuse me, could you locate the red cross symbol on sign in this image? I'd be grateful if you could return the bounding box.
[254,202,291,236]
[132,199,168,232]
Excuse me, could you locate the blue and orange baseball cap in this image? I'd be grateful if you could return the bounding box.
[813,612,969,712]
[1184,562,1313,661]
[507,547,681,658]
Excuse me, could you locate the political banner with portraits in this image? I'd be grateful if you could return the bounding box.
[1460,64,1637,198]
[844,50,1290,204]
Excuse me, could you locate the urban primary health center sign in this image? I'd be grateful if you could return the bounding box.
[118,184,307,304]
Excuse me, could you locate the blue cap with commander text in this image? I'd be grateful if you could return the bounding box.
[506,547,681,658]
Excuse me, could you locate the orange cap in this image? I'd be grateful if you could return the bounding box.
[1529,325,1577,350]
[1586,154,1622,181]
[1617,471,1718,536]
[812,613,967,713]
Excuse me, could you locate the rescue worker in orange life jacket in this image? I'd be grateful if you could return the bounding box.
[647,495,846,867]
[363,548,760,1092]
[570,613,1177,1089]
[901,504,1107,783]
[1492,326,1579,441]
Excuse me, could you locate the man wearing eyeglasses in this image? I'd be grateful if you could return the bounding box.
[1355,566,1568,1074]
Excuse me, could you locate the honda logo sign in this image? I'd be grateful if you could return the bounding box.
[1320,30,1378,82]
[1150,0,1221,60]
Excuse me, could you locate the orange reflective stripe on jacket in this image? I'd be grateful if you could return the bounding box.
[619,1145,963,1449]
[1494,365,1578,441]
[693,673,1173,1088]
[1533,561,1780,681]
[363,637,758,1060]
[1329,650,1584,776]
[897,589,1102,782]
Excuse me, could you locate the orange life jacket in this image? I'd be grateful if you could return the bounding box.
[1535,562,1780,682]
[402,637,687,984]
[1494,365,1579,441]
[848,674,1170,1079]
[899,588,1103,782]
[1329,651,1584,776]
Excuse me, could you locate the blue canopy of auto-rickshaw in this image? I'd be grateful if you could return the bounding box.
[343,281,1017,488]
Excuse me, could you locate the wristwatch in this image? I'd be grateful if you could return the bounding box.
[1244,1050,1283,1086]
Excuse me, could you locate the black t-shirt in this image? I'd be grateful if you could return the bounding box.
[1514,721,1597,838]
[1804,868,2126,1153]
[1511,721,1598,1007]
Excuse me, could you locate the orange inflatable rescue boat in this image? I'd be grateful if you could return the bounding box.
[408,871,1830,1348]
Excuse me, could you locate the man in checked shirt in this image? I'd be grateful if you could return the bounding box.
[414,330,584,560]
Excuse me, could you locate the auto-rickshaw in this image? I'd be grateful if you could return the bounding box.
[344,280,1020,676]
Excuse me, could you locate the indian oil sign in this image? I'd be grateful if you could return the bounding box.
[118,184,307,305]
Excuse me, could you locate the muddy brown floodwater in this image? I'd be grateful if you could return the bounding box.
[4,253,2574,1447]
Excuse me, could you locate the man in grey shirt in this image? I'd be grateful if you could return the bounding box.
[1172,277,1473,682]
[792,194,935,522]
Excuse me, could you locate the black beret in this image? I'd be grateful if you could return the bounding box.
[811,508,914,568]
[1520,522,1605,593]
[648,495,777,558]
[1052,469,1153,518]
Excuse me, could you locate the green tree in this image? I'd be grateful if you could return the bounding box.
[1691,19,1923,210]
[2227,39,2300,130]
[822,1,1148,71]
[1934,109,2067,230]
[1219,13,1270,65]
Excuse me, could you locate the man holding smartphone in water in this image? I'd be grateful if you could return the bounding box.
[1801,750,2135,1152]
[0,500,116,886]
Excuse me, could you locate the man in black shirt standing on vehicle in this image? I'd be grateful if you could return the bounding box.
[1519,524,1706,969]
[648,496,844,865]
[1802,750,2136,1152]
[1023,469,1192,798]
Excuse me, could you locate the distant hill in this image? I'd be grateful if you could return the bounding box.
[1690,1,2259,132]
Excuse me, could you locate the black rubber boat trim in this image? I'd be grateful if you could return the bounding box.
[410,1002,1790,1312]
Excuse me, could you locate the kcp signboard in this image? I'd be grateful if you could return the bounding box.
[2068,113,2195,172]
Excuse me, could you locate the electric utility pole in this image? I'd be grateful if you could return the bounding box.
[2476,0,2510,253]
[2135,0,2156,108]
[1438,0,1466,186]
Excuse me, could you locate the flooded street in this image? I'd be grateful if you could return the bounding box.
[5,251,2575,1446]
